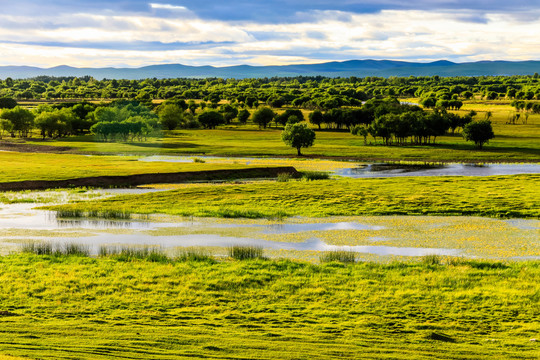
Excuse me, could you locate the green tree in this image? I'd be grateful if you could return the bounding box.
[219,104,239,124]
[237,109,250,124]
[0,118,13,139]
[252,107,275,129]
[0,106,34,137]
[281,123,316,156]
[462,120,495,149]
[198,111,224,129]
[351,124,369,144]
[34,109,74,139]
[158,104,183,130]
[309,110,324,129]
[0,98,17,109]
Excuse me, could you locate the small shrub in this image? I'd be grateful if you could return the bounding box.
[301,171,330,181]
[319,250,356,264]
[192,157,206,163]
[228,245,264,260]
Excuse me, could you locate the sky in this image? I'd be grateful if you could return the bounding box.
[1,0,540,68]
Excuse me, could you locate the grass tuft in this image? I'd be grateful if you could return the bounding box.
[276,172,293,182]
[319,250,356,263]
[98,245,168,262]
[175,248,215,262]
[56,209,131,220]
[422,254,442,266]
[228,245,264,260]
[20,241,89,257]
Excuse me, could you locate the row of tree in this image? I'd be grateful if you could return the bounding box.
[1,74,540,110]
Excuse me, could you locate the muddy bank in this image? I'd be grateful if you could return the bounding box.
[0,166,298,191]
[0,141,73,153]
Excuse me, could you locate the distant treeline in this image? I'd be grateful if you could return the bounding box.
[0,74,539,110]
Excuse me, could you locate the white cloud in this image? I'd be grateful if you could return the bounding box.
[149,3,188,11]
[0,8,539,67]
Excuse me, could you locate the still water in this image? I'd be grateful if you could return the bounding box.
[1,203,538,260]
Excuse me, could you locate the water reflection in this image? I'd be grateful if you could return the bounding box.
[262,222,384,234]
[137,155,540,178]
[336,163,540,178]
[1,203,537,260]
[5,234,460,257]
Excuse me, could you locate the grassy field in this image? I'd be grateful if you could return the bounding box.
[0,151,255,183]
[0,254,538,359]
[47,174,540,219]
[12,100,539,162]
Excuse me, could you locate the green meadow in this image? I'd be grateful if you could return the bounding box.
[48,174,540,219]
[0,254,539,360]
[0,151,253,183]
[13,101,539,163]
[1,96,539,360]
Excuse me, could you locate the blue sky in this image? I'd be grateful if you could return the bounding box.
[1,0,539,67]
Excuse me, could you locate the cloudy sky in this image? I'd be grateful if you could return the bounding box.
[1,0,540,67]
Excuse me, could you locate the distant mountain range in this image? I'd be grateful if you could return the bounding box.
[1,60,540,80]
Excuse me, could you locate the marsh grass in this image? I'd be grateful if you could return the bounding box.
[192,157,206,163]
[422,254,442,266]
[52,174,539,219]
[319,250,356,263]
[98,245,168,262]
[175,248,215,262]
[1,254,539,359]
[276,172,293,182]
[21,241,90,257]
[228,245,264,260]
[56,209,131,220]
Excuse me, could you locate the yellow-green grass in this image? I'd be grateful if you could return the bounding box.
[0,254,538,359]
[22,122,540,163]
[48,174,540,219]
[0,151,254,183]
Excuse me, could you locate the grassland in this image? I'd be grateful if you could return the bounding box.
[15,101,540,162]
[47,174,540,219]
[0,151,255,183]
[0,254,538,359]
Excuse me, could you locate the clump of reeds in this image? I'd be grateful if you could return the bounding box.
[98,245,168,262]
[20,241,89,257]
[56,209,131,220]
[192,157,206,163]
[175,248,215,262]
[228,245,264,260]
[421,254,442,266]
[55,209,84,218]
[319,250,356,264]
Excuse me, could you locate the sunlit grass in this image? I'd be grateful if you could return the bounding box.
[49,174,540,220]
[0,253,538,359]
[17,100,540,162]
